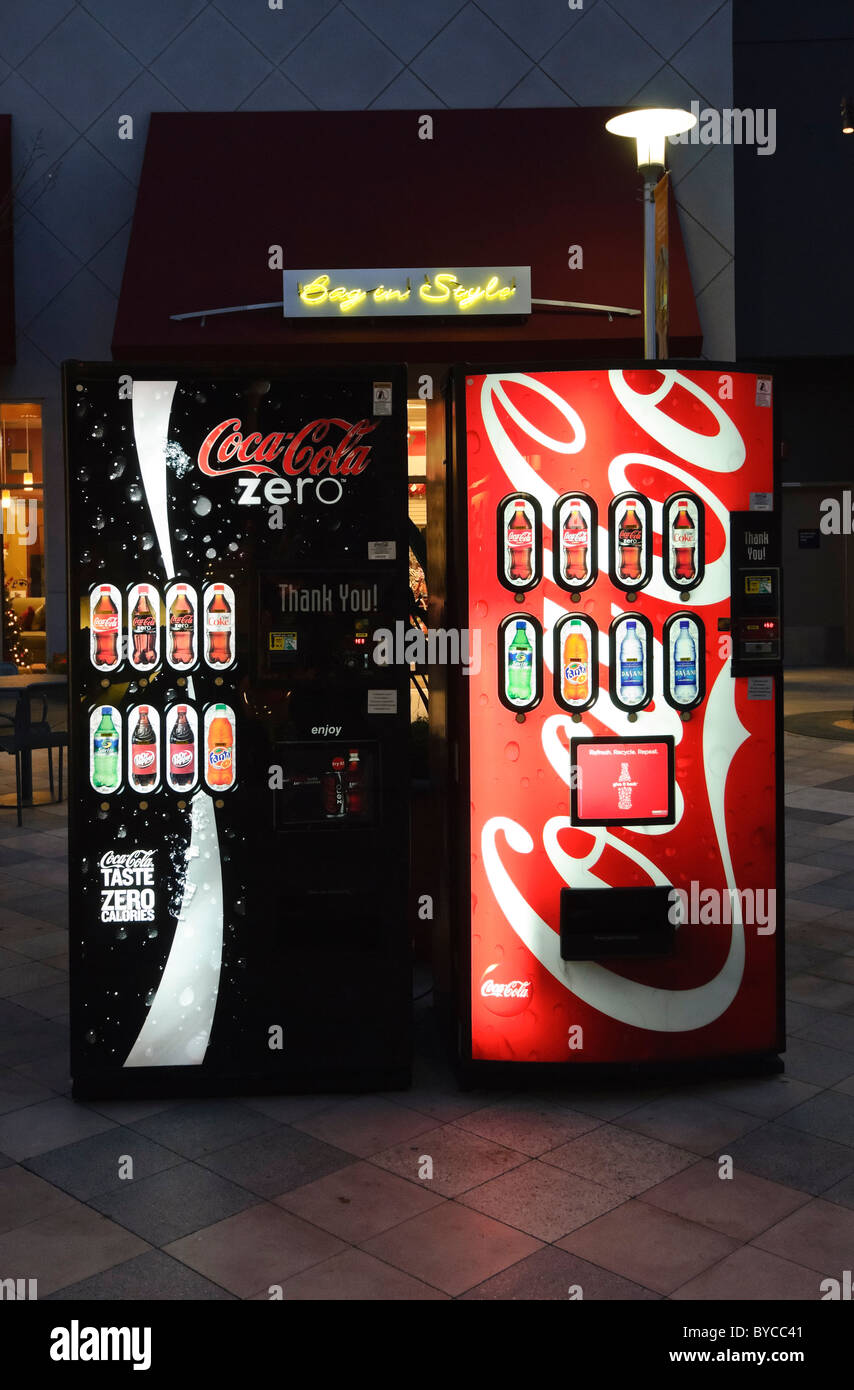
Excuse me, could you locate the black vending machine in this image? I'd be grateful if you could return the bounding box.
[64,363,411,1096]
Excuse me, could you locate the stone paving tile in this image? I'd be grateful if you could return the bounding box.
[360,1201,542,1298]
[90,1162,261,1246]
[275,1247,448,1300]
[274,1159,444,1242]
[0,961,66,998]
[726,1122,854,1194]
[795,1013,854,1052]
[0,1201,149,1296]
[616,1095,763,1156]
[782,1038,854,1086]
[541,1124,697,1196]
[0,1065,55,1115]
[47,1249,236,1300]
[556,1200,738,1296]
[129,1099,282,1160]
[0,1097,115,1160]
[0,1165,76,1233]
[639,1157,810,1240]
[785,973,854,1012]
[8,981,69,1018]
[164,1203,346,1299]
[670,1245,823,1300]
[370,1123,526,1197]
[776,1090,854,1147]
[681,1074,821,1118]
[452,1096,602,1156]
[460,1244,660,1300]
[457,1159,625,1242]
[751,1197,854,1275]
[292,1096,438,1158]
[197,1125,357,1198]
[3,930,68,961]
[23,1126,183,1200]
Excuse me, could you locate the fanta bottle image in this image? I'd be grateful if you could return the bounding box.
[206,704,234,789]
[562,619,589,703]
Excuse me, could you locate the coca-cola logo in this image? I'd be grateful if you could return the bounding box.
[480,964,533,1017]
[171,749,193,768]
[198,418,377,480]
[619,527,641,544]
[508,530,532,547]
[133,750,156,769]
[133,616,155,629]
[206,615,232,629]
[93,615,119,631]
[564,529,588,547]
[171,616,193,629]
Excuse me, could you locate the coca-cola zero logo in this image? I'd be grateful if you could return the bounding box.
[198,418,377,479]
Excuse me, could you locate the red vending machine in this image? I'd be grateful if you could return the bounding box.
[449,365,783,1078]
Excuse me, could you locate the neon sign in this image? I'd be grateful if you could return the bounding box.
[283,266,531,318]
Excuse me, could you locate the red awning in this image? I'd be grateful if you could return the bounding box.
[113,109,701,363]
[0,116,15,365]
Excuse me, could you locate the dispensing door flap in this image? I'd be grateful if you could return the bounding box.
[559,886,675,961]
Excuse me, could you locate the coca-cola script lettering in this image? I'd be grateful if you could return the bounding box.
[197,418,378,479]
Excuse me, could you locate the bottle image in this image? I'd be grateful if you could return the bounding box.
[131,586,157,667]
[614,762,635,811]
[507,621,533,703]
[618,500,643,581]
[562,500,589,583]
[562,619,589,703]
[206,585,233,666]
[92,707,120,790]
[673,620,698,703]
[169,706,195,787]
[130,707,157,789]
[619,620,645,705]
[346,748,364,815]
[673,500,696,583]
[322,756,347,818]
[92,587,119,667]
[206,704,235,789]
[169,585,195,666]
[507,502,533,583]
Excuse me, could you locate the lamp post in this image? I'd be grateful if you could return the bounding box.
[605,108,697,359]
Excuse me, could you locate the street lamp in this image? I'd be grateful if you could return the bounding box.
[606,108,697,358]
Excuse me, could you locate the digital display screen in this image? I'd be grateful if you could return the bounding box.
[570,736,675,827]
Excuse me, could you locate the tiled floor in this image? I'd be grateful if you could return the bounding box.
[2,673,854,1300]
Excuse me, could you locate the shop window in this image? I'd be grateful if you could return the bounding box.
[0,402,45,669]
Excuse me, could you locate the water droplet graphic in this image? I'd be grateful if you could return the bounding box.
[193,496,212,517]
[179,986,194,1007]
[140,533,155,551]
[109,457,125,480]
[126,483,142,503]
[92,513,105,531]
[505,741,520,762]
[175,527,188,542]
[205,548,216,559]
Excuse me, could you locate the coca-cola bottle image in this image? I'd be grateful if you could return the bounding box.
[618,501,643,581]
[169,706,195,787]
[206,585,232,666]
[673,500,696,583]
[346,748,363,815]
[563,500,588,582]
[130,707,157,788]
[507,501,533,583]
[131,586,157,666]
[322,756,346,818]
[169,585,195,665]
[92,587,119,667]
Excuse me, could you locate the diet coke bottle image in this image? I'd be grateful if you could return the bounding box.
[322,755,347,818]
[563,499,589,582]
[166,583,197,668]
[166,704,196,790]
[129,706,159,790]
[618,500,643,581]
[673,499,696,582]
[128,584,160,670]
[90,585,121,669]
[204,583,234,668]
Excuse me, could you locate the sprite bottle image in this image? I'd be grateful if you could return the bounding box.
[93,707,120,790]
[507,620,533,703]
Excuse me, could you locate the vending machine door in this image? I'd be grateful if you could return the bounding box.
[451,364,783,1077]
[65,363,411,1096]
